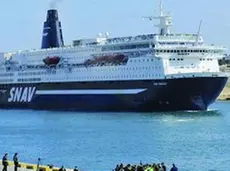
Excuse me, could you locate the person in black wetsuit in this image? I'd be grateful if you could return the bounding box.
[2,153,8,171]
[170,164,178,171]
[13,153,19,171]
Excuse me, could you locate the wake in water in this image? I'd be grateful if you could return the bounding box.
[157,109,222,116]
[162,118,195,123]
[158,108,224,124]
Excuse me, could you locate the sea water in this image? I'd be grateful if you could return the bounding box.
[0,102,229,171]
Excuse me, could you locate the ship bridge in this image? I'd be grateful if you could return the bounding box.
[155,34,204,46]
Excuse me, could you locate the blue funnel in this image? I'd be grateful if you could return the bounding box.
[41,9,64,49]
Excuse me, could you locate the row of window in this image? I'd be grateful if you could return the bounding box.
[0,79,13,83]
[84,66,162,71]
[19,66,162,76]
[169,58,214,61]
[169,58,184,61]
[129,58,160,63]
[159,42,195,45]
[102,44,150,51]
[27,65,47,69]
[107,34,154,43]
[23,48,97,57]
[17,78,41,82]
[0,73,14,77]
[0,73,166,83]
[155,49,221,53]
[105,50,153,58]
[200,58,213,61]
[45,74,163,80]
[19,71,56,76]
[86,62,127,67]
[19,72,44,76]
[177,66,205,69]
[95,66,162,71]
[29,48,221,56]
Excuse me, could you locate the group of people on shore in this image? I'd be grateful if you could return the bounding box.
[2,153,18,171]
[114,162,178,171]
[1,153,178,171]
[1,153,79,171]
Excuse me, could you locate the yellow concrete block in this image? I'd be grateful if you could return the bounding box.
[5,161,13,166]
[18,163,26,168]
[52,168,59,171]
[39,166,50,171]
[26,164,37,170]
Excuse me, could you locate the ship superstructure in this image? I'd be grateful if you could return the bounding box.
[0,1,227,111]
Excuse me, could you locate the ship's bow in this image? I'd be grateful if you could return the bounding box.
[136,74,228,111]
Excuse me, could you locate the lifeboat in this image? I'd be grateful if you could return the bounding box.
[43,56,61,66]
[114,54,126,61]
[84,54,126,66]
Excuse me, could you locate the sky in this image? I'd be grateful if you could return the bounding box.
[0,0,230,52]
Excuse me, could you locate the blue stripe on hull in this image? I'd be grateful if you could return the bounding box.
[0,76,227,112]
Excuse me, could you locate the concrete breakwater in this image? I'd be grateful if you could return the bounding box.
[0,161,72,171]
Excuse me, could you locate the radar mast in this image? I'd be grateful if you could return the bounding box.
[144,0,172,35]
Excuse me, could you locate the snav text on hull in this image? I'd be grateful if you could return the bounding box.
[0,0,228,112]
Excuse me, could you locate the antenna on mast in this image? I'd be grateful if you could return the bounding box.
[195,20,202,46]
[142,0,172,35]
[159,0,163,16]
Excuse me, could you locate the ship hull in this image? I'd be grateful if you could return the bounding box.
[0,76,227,112]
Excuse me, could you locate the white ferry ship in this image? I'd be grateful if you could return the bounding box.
[0,1,228,111]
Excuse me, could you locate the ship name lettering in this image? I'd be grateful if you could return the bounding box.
[154,82,167,86]
[8,87,36,103]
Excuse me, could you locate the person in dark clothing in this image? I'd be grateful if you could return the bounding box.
[124,164,131,171]
[115,164,120,171]
[2,153,8,171]
[170,164,178,171]
[161,162,166,171]
[153,164,158,171]
[36,158,41,171]
[48,165,53,169]
[13,153,19,171]
[157,164,161,171]
[139,161,143,166]
[119,163,124,171]
[73,166,78,171]
[137,165,144,171]
[59,166,66,171]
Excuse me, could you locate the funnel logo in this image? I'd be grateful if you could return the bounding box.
[8,87,36,103]
[43,33,48,37]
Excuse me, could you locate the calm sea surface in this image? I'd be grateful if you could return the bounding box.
[0,102,229,171]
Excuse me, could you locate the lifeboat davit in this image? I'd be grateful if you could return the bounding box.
[43,56,61,66]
